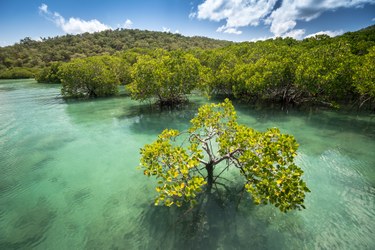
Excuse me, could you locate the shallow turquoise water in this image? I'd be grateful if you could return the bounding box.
[0,79,374,249]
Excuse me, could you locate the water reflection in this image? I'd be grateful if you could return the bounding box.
[122,102,200,135]
[125,194,308,249]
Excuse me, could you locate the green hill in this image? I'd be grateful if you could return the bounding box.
[0,29,231,74]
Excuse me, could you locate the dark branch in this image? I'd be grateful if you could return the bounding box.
[213,148,241,165]
[213,166,230,182]
[215,175,232,183]
[215,181,230,192]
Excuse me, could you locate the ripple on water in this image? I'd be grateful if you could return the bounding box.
[72,188,92,204]
[0,152,54,200]
[80,191,150,250]
[0,198,57,249]
[0,116,17,140]
[0,206,6,222]
[309,149,375,249]
[64,187,93,214]
[0,178,21,198]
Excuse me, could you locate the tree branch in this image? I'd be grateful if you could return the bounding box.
[229,157,246,175]
[190,165,206,178]
[213,166,229,182]
[236,185,247,209]
[215,181,230,192]
[213,148,241,165]
[215,175,232,183]
[197,158,208,165]
[190,133,215,162]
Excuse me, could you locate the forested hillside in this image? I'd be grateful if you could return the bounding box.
[0,28,231,74]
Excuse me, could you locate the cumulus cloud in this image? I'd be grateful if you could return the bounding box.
[192,0,375,37]
[196,0,276,35]
[305,29,344,38]
[38,3,111,34]
[265,0,373,37]
[124,19,133,29]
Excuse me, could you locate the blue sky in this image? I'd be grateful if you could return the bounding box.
[0,0,375,46]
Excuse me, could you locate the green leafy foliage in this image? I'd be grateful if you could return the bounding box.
[141,129,206,207]
[35,62,62,83]
[139,99,310,212]
[295,43,356,104]
[353,46,375,107]
[0,67,37,79]
[233,46,297,103]
[128,50,206,104]
[196,49,239,95]
[59,56,120,98]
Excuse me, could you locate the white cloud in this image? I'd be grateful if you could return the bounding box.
[62,17,110,34]
[189,12,197,19]
[305,29,344,38]
[162,27,180,34]
[372,17,375,21]
[196,0,277,35]
[265,0,374,37]
[249,36,274,42]
[124,19,133,29]
[282,29,306,40]
[217,26,242,35]
[39,3,48,13]
[162,27,171,33]
[0,40,10,47]
[38,3,111,34]
[192,0,375,37]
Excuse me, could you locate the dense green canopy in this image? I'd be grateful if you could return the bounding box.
[59,56,121,98]
[128,50,207,104]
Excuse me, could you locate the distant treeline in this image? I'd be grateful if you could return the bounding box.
[1,26,374,109]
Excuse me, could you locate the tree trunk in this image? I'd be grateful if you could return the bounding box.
[206,162,214,193]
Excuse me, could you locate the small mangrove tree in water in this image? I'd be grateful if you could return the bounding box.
[139,99,310,212]
[59,56,123,98]
[127,50,210,105]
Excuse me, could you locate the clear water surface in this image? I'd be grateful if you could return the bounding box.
[0,79,374,249]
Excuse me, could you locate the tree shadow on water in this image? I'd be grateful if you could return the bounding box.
[81,186,309,250]
[138,189,304,250]
[118,102,202,135]
[304,110,375,138]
